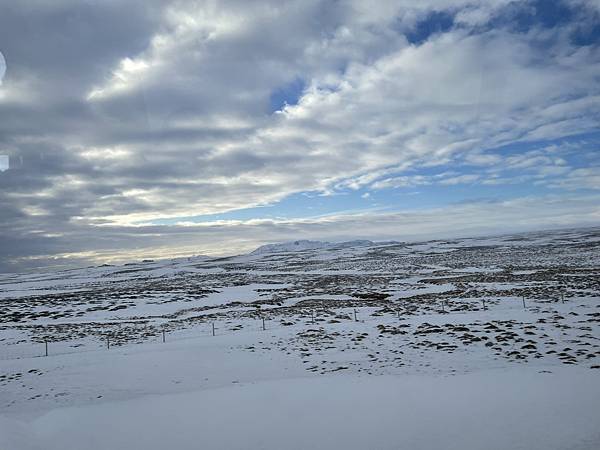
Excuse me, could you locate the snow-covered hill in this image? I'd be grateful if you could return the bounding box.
[250,239,375,255]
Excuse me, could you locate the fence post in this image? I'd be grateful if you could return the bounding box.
[482,299,486,310]
[45,340,48,357]
[162,330,165,343]
[212,322,215,336]
[522,296,526,309]
[561,293,565,304]
[106,335,110,350]
[311,309,315,324]
[262,316,266,331]
[354,309,357,322]
[441,301,445,313]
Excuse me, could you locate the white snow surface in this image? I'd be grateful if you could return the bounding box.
[1,227,600,449]
[2,368,598,450]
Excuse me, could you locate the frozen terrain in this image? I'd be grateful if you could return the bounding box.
[1,227,599,449]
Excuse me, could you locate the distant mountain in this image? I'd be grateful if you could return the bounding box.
[250,240,329,255]
[330,240,374,249]
[250,239,375,255]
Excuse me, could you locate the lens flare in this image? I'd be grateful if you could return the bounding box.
[0,51,6,85]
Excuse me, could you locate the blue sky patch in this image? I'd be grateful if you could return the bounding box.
[269,78,306,113]
[405,10,455,45]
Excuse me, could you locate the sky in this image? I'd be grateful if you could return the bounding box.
[0,0,599,272]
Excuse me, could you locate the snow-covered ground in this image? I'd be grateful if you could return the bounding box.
[2,367,598,450]
[1,227,599,449]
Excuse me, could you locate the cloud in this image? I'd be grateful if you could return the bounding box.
[545,167,600,190]
[0,0,599,271]
[438,174,480,185]
[372,175,432,190]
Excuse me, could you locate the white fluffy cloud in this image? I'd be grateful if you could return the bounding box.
[81,17,600,224]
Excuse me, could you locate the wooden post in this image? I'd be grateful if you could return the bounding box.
[45,340,48,357]
[482,299,486,310]
[441,301,445,313]
[106,335,110,350]
[353,309,357,322]
[162,330,165,343]
[522,296,526,309]
[311,309,315,324]
[561,293,565,304]
[212,323,215,336]
[262,316,266,331]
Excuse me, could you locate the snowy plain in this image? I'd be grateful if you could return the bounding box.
[1,227,599,449]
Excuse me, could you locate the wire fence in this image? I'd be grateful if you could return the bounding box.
[0,314,329,361]
[0,295,569,362]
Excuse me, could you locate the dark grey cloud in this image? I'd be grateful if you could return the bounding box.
[0,1,162,86]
